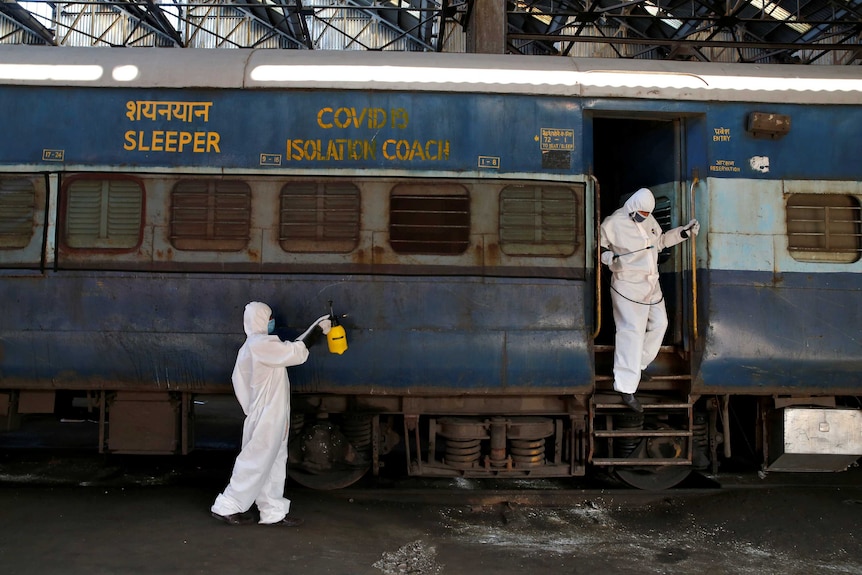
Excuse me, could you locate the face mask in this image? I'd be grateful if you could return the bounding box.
[267,319,275,334]
[631,212,648,223]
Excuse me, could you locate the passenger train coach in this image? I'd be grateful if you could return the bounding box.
[1,46,860,489]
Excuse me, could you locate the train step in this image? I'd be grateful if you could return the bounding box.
[592,392,692,411]
[589,393,696,468]
[594,345,692,392]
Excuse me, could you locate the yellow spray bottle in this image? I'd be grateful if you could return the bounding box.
[326,300,348,355]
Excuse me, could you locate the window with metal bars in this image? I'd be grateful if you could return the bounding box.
[0,177,36,249]
[389,184,470,255]
[279,182,360,253]
[786,194,861,263]
[64,177,143,249]
[499,185,579,256]
[170,180,251,251]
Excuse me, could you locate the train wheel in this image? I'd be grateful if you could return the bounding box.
[288,465,370,490]
[614,465,691,491]
[287,419,371,490]
[613,424,692,490]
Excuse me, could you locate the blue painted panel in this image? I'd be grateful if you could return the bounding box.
[696,269,862,392]
[3,85,859,180]
[0,86,582,175]
[587,98,862,181]
[0,271,589,394]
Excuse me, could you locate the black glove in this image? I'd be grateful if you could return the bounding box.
[680,219,700,239]
[297,325,324,349]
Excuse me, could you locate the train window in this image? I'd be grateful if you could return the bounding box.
[64,178,143,249]
[500,185,578,256]
[0,177,36,249]
[279,182,360,253]
[389,184,470,255]
[170,181,251,251]
[786,194,861,263]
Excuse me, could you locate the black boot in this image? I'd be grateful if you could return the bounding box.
[620,393,643,413]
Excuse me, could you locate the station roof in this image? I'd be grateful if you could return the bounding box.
[0,1,859,65]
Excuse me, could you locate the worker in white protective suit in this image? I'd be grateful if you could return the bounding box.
[600,188,699,413]
[211,301,331,526]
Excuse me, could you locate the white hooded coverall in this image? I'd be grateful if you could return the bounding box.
[211,301,310,524]
[600,188,691,394]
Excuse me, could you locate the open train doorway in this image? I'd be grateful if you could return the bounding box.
[588,114,706,489]
[590,114,696,379]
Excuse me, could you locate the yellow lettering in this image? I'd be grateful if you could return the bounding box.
[164,131,178,152]
[150,130,164,152]
[304,140,319,159]
[391,108,408,129]
[317,108,333,129]
[137,131,150,152]
[334,108,352,129]
[411,140,426,161]
[425,140,438,161]
[123,131,219,153]
[383,139,397,160]
[326,139,343,161]
[193,132,206,153]
[284,138,384,161]
[207,132,220,153]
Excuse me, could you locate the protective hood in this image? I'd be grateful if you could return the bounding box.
[243,301,272,336]
[624,188,656,216]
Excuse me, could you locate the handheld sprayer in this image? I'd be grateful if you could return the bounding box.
[326,300,348,355]
[294,300,348,354]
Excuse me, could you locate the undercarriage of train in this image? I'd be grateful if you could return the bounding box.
[3,382,860,490]
[286,346,717,491]
[285,347,862,490]
[286,396,715,491]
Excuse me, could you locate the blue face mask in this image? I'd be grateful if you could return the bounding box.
[267,318,275,334]
[631,211,648,223]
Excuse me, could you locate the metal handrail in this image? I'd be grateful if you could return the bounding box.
[590,175,602,340]
[690,176,699,341]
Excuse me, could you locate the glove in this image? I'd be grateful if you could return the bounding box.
[301,329,321,349]
[600,250,615,266]
[680,219,700,239]
[295,315,331,348]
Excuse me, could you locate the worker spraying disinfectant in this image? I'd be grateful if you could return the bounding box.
[210,300,347,527]
[599,188,699,413]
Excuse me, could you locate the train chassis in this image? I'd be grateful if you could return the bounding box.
[285,392,715,490]
[4,388,858,490]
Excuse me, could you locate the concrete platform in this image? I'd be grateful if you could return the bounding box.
[1,450,861,575]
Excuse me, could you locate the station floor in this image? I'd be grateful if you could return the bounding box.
[1,450,861,575]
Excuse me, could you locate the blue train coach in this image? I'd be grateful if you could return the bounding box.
[0,46,860,489]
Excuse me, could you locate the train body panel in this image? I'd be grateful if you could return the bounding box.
[0,271,591,394]
[698,269,861,393]
[695,177,862,394]
[1,47,860,483]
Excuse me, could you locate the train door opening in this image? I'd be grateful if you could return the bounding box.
[590,115,695,386]
[588,115,705,489]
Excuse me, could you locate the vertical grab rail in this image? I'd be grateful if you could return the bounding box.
[689,176,699,341]
[590,175,602,340]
